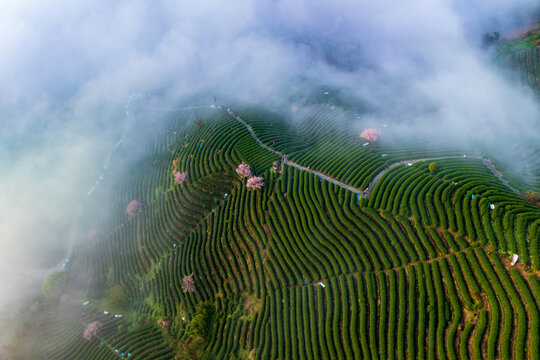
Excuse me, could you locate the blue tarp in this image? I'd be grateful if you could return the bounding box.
[357,194,361,199]
[472,194,474,199]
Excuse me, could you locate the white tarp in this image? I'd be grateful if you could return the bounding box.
[511,254,519,266]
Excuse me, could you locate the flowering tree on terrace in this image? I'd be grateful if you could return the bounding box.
[235,162,252,178]
[126,200,142,216]
[360,128,381,141]
[246,176,264,190]
[83,321,103,340]
[182,273,195,293]
[175,171,187,184]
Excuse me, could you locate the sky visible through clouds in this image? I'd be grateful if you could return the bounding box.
[0,0,539,344]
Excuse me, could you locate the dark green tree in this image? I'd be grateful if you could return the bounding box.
[104,284,129,310]
[41,272,68,298]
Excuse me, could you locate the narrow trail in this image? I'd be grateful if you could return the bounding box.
[481,157,520,194]
[221,106,520,198]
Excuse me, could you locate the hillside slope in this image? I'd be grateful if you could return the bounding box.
[3,100,540,360]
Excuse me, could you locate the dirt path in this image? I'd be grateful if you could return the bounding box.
[222,106,519,198]
[481,158,520,194]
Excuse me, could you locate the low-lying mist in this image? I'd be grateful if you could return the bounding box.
[1,0,539,346]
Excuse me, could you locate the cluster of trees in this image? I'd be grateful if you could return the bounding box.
[41,272,68,298]
[175,302,215,360]
[236,162,264,189]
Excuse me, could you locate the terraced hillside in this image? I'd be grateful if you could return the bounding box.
[494,26,540,194]
[4,100,540,360]
[499,24,540,94]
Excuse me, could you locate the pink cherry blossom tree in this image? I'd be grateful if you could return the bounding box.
[174,171,187,184]
[235,162,252,178]
[246,176,265,190]
[83,321,103,340]
[126,200,142,216]
[360,128,381,141]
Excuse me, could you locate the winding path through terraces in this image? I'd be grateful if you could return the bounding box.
[221,106,520,198]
